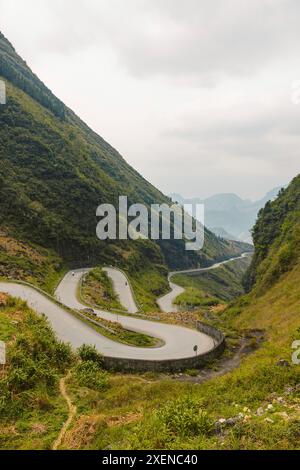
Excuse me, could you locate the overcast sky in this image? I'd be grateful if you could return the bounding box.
[1,0,300,200]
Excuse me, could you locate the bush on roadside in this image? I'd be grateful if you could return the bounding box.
[74,360,109,391]
[0,306,73,419]
[78,344,104,367]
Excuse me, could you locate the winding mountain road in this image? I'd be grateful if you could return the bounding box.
[157,281,185,314]
[0,254,251,362]
[158,253,251,313]
[0,270,214,361]
[103,267,138,314]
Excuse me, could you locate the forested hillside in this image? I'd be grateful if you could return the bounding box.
[0,32,248,290]
[244,174,300,293]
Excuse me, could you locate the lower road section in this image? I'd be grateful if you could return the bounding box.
[158,253,251,313]
[0,271,215,362]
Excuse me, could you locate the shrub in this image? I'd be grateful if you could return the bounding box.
[0,307,73,418]
[75,361,109,391]
[78,344,104,367]
[157,396,214,438]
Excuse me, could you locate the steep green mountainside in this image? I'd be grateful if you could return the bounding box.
[245,174,300,293]
[173,255,252,305]
[0,32,248,291]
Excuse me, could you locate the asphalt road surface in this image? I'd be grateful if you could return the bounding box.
[103,267,138,314]
[0,271,215,360]
[158,253,251,313]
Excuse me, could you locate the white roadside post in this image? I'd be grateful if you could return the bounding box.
[0,341,6,369]
[0,80,6,105]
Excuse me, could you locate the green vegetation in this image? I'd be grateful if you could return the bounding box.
[173,255,252,307]
[125,396,215,449]
[0,294,74,449]
[245,175,300,292]
[126,265,170,312]
[0,230,66,294]
[81,268,124,311]
[73,305,160,348]
[75,346,108,391]
[98,325,160,348]
[77,344,104,366]
[74,361,108,391]
[174,288,219,308]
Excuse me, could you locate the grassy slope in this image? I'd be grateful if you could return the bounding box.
[173,256,252,307]
[0,294,73,450]
[0,229,66,293]
[245,175,300,292]
[126,266,170,313]
[81,268,124,311]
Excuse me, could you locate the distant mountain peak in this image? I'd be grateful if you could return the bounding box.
[170,186,286,244]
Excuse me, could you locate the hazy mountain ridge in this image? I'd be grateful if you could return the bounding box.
[170,186,284,243]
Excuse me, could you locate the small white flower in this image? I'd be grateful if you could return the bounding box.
[264,417,274,424]
[256,407,264,416]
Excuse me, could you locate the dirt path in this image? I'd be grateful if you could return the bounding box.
[52,371,77,451]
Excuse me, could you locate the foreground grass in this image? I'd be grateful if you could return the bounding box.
[0,297,110,450]
[0,294,74,450]
[61,342,300,450]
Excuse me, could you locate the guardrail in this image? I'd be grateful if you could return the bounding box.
[1,278,226,373]
[102,321,226,373]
